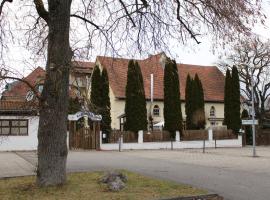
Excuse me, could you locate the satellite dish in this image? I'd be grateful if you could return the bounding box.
[26,91,35,102]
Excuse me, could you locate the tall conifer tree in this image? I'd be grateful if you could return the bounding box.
[194,74,206,129]
[185,74,205,129]
[90,65,102,110]
[125,60,147,132]
[100,68,111,134]
[185,74,193,129]
[164,58,183,137]
[231,66,241,132]
[224,69,232,127]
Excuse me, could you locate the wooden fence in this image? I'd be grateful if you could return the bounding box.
[69,128,97,149]
[182,130,208,141]
[108,131,138,143]
[213,129,237,140]
[256,128,270,145]
[108,130,172,143]
[143,131,171,142]
[107,129,240,144]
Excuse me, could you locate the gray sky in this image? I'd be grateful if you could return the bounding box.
[3,1,270,76]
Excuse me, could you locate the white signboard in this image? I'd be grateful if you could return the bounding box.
[242,119,258,125]
[68,111,102,121]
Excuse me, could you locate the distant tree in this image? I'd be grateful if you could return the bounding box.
[221,37,270,121]
[100,68,111,135]
[90,65,102,111]
[241,109,252,145]
[224,69,232,127]
[185,74,193,130]
[164,58,183,137]
[231,66,241,132]
[125,60,147,133]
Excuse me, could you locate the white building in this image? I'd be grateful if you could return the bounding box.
[96,53,226,130]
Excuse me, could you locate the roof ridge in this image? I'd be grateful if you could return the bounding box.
[178,63,216,68]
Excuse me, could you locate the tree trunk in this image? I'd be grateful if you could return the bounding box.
[37,0,72,186]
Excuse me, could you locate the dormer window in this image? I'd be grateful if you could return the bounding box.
[153,105,160,116]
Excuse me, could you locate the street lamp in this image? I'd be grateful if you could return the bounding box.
[239,63,257,157]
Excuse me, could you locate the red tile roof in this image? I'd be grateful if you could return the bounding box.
[97,53,225,102]
[0,100,38,114]
[1,61,95,101]
[2,67,45,101]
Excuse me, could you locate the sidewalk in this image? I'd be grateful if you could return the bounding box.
[0,152,35,178]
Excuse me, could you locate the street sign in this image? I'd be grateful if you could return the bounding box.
[242,119,258,125]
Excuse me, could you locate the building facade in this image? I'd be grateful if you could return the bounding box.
[0,53,227,134]
[96,53,226,130]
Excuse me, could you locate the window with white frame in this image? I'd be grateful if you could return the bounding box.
[153,105,160,116]
[210,106,216,117]
[0,120,28,136]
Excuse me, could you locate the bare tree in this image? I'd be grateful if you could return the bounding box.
[0,0,265,186]
[220,37,270,121]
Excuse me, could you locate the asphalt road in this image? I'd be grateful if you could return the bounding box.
[2,147,270,200]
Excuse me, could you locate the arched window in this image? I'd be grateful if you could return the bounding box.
[210,106,216,117]
[153,105,160,116]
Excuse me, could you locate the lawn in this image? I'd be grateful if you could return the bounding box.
[0,171,207,200]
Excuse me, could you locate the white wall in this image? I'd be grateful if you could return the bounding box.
[0,116,39,151]
[100,130,242,151]
[110,93,225,130]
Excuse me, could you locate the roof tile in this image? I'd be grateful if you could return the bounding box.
[97,54,225,102]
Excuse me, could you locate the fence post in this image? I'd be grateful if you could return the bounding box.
[118,135,123,152]
[138,130,143,144]
[208,129,213,141]
[175,131,180,142]
[238,134,243,147]
[203,140,205,153]
[100,131,102,145]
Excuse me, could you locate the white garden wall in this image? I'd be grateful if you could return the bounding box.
[0,116,39,151]
[100,130,243,151]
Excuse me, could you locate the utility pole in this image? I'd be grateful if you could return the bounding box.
[239,63,257,157]
[250,76,257,157]
[148,73,154,131]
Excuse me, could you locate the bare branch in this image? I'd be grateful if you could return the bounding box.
[70,14,100,30]
[118,0,136,27]
[33,0,49,23]
[175,0,201,44]
[0,0,12,17]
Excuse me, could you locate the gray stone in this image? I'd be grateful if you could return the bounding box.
[100,171,128,184]
[99,171,127,192]
[108,176,126,192]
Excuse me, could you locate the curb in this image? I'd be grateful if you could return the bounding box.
[159,194,223,200]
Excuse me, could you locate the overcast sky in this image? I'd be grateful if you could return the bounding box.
[3,1,270,76]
